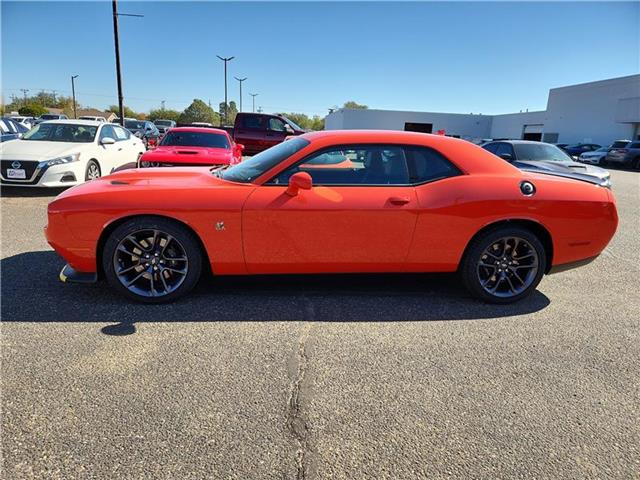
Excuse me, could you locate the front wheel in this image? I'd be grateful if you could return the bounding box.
[85,160,101,181]
[103,217,203,303]
[461,226,546,304]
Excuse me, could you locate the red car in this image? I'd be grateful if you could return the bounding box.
[46,130,618,304]
[138,127,243,168]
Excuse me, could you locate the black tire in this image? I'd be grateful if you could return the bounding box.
[102,216,203,303]
[460,226,546,304]
[85,160,101,181]
[634,157,640,171]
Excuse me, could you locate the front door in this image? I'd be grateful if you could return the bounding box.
[242,145,418,274]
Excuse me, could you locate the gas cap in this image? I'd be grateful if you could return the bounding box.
[520,181,536,196]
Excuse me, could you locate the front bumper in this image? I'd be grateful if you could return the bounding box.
[59,264,98,284]
[1,161,85,187]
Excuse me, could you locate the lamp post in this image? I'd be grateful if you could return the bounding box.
[250,93,258,113]
[234,77,247,112]
[216,55,234,124]
[71,75,79,119]
[111,0,143,125]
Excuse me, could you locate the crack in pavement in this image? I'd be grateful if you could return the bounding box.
[287,315,313,480]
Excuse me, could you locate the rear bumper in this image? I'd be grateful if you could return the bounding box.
[548,255,598,274]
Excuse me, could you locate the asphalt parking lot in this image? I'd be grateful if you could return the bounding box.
[1,169,639,479]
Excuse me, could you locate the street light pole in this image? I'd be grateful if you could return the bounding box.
[234,77,247,112]
[71,75,79,119]
[111,0,143,126]
[217,55,234,124]
[250,93,258,113]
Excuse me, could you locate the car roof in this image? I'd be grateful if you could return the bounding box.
[38,119,105,126]
[168,127,229,135]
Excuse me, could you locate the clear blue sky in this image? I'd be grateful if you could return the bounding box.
[2,1,638,116]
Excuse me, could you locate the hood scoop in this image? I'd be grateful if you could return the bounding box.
[176,150,199,155]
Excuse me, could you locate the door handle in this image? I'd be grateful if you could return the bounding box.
[389,196,410,205]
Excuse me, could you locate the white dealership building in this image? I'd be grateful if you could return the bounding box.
[325,75,640,146]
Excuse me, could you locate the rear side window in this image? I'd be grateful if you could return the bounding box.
[241,115,264,129]
[482,143,498,154]
[495,143,515,158]
[629,142,640,149]
[404,146,462,184]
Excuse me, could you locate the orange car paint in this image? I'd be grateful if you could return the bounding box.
[45,130,618,276]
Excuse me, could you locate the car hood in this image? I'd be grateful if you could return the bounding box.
[141,146,233,165]
[514,160,609,179]
[0,140,88,160]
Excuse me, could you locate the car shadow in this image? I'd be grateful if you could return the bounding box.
[1,186,68,198]
[1,251,550,333]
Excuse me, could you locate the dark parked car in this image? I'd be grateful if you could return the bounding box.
[124,120,161,148]
[0,117,29,142]
[34,113,68,125]
[563,143,602,158]
[482,140,611,186]
[226,112,306,155]
[153,119,176,134]
[605,140,640,169]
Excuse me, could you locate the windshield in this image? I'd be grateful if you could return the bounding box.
[514,143,572,162]
[611,141,630,149]
[221,137,310,183]
[282,117,303,131]
[125,120,144,130]
[22,123,97,143]
[155,120,172,126]
[595,147,609,153]
[160,131,230,149]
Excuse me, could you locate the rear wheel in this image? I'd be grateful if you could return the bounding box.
[103,217,203,303]
[461,226,546,304]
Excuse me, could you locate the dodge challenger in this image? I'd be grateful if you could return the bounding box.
[45,130,618,304]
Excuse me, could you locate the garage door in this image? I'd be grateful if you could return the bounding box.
[523,124,543,141]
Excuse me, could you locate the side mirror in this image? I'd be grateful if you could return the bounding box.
[101,137,116,145]
[284,124,295,134]
[236,143,245,152]
[286,172,312,196]
[499,153,513,161]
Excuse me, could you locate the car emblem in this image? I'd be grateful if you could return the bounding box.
[11,161,21,169]
[215,221,225,231]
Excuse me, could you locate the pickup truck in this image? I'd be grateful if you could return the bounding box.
[226,112,305,155]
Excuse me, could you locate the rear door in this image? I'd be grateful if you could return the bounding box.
[234,114,266,154]
[242,144,418,273]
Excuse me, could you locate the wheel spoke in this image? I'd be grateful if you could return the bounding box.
[164,267,187,275]
[117,264,138,275]
[125,271,145,287]
[117,245,138,257]
[127,236,148,253]
[159,271,170,293]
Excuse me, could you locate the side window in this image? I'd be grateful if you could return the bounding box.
[99,125,115,141]
[268,145,409,186]
[112,126,130,141]
[483,143,498,154]
[495,143,515,159]
[268,117,286,132]
[241,115,264,129]
[404,146,462,184]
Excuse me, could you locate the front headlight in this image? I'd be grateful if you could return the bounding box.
[40,153,80,168]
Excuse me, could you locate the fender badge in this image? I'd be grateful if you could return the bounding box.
[215,221,225,231]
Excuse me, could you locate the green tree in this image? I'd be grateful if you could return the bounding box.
[18,103,48,117]
[219,101,238,126]
[343,101,368,109]
[107,105,138,119]
[180,99,219,124]
[148,108,181,122]
[310,115,324,131]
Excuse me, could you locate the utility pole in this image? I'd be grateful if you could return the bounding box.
[71,75,79,118]
[234,76,247,112]
[161,100,165,110]
[216,55,234,124]
[52,90,57,103]
[250,93,258,113]
[111,0,143,125]
[20,89,29,106]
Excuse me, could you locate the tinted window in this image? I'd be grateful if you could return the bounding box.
[495,143,515,158]
[221,137,310,183]
[482,143,498,154]
[611,141,630,149]
[160,131,230,149]
[269,145,410,186]
[404,146,461,184]
[241,115,264,129]
[513,143,572,162]
[629,142,640,149]
[125,120,144,130]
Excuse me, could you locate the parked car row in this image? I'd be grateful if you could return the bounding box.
[1,117,30,142]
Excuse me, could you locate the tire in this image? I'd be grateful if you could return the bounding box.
[102,216,203,303]
[460,226,546,304]
[85,160,101,181]
[634,157,640,171]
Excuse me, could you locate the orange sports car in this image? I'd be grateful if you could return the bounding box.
[45,130,618,304]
